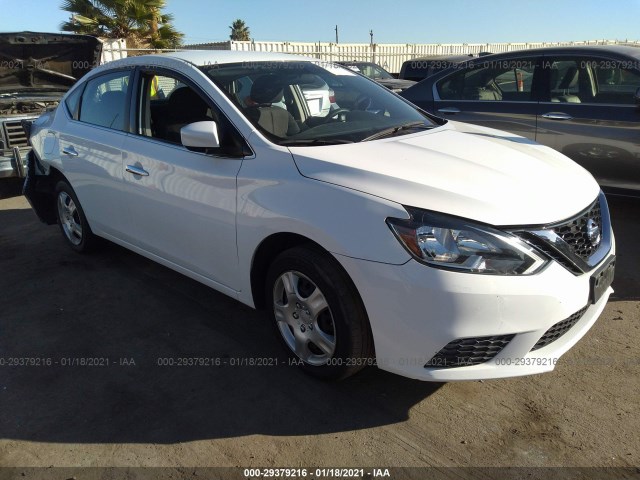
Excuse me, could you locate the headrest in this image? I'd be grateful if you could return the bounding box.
[250,74,285,105]
[168,87,209,119]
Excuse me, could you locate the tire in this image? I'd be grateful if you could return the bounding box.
[54,180,96,253]
[266,245,373,380]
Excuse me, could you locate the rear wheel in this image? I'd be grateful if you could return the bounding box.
[55,180,96,253]
[266,245,373,380]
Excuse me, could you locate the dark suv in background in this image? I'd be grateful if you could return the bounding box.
[401,46,640,196]
[399,54,478,82]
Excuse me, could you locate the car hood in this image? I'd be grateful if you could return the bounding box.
[0,32,101,94]
[289,121,600,226]
[376,78,416,91]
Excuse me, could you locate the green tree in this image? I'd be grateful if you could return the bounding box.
[60,0,183,49]
[229,19,250,41]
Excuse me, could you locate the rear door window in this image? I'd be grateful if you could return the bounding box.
[79,71,132,131]
[591,61,640,104]
[542,56,640,104]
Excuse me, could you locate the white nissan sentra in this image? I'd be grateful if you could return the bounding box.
[24,51,615,381]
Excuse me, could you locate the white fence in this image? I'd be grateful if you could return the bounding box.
[101,39,640,74]
[100,38,128,63]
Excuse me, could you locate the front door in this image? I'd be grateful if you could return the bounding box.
[120,69,246,290]
[432,57,541,141]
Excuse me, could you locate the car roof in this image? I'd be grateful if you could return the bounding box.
[95,50,313,72]
[403,46,640,66]
[338,61,375,65]
[404,55,475,64]
[159,50,311,65]
[471,45,640,60]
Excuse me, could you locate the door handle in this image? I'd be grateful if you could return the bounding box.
[541,112,573,121]
[62,146,79,157]
[125,165,149,177]
[437,107,461,114]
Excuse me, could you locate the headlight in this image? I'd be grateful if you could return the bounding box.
[386,207,548,275]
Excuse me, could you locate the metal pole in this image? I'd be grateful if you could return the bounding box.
[335,25,339,44]
[370,30,374,63]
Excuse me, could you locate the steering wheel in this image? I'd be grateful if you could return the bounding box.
[354,94,373,111]
[322,108,350,122]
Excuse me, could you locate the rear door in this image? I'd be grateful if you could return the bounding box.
[432,56,541,141]
[535,54,640,192]
[57,69,133,238]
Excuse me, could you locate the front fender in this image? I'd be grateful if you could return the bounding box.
[235,144,412,306]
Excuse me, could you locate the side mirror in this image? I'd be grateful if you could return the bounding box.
[635,87,640,105]
[180,121,220,149]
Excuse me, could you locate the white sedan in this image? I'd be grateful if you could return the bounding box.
[25,50,615,381]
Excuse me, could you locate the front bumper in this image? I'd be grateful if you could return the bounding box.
[1,115,37,178]
[335,240,615,381]
[0,147,29,178]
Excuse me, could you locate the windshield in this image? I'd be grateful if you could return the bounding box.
[348,63,395,80]
[202,60,437,146]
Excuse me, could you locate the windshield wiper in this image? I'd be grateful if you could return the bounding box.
[362,121,432,142]
[280,138,355,146]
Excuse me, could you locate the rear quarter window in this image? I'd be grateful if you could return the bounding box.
[64,86,83,120]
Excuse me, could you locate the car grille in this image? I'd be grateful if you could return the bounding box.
[514,193,610,275]
[530,305,589,351]
[425,334,515,368]
[2,120,29,148]
[518,232,583,274]
[551,198,602,262]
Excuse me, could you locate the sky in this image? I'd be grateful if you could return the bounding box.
[0,0,638,46]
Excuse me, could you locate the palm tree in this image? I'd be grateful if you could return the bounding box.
[60,0,183,49]
[229,19,250,41]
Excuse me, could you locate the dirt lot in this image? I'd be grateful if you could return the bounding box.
[1,178,639,477]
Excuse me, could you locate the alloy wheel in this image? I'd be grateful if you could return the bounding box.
[57,191,83,246]
[272,270,336,365]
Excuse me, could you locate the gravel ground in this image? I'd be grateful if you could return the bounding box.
[0,178,638,478]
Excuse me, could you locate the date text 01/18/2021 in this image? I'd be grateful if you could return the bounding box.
[243,468,391,478]
[0,357,135,367]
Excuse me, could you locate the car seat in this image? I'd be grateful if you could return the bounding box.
[246,74,300,137]
[161,87,212,143]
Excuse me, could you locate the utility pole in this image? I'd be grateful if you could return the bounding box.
[335,25,339,44]
[370,30,375,63]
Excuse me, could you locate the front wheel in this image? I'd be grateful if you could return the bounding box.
[266,246,373,380]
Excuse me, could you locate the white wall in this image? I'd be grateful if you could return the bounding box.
[105,38,640,74]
